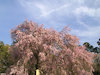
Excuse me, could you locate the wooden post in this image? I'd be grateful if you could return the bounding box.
[36,69,40,75]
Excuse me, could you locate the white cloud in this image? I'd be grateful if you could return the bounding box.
[74,6,100,18]
[36,4,70,17]
[72,26,100,37]
[74,6,95,16]
[71,25,100,46]
[18,0,70,17]
[96,8,100,17]
[17,0,85,18]
[17,0,100,46]
[18,0,100,18]
[77,18,90,29]
[34,3,46,17]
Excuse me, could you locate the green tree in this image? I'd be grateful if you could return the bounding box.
[83,41,100,53]
[0,41,12,73]
[93,54,100,75]
[83,42,94,52]
[83,38,100,75]
[97,38,100,48]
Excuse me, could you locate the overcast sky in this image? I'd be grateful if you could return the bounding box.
[0,0,100,46]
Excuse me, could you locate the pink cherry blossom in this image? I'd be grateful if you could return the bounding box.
[7,20,94,75]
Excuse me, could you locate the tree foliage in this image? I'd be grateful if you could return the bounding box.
[93,54,100,75]
[7,20,94,75]
[97,38,100,48]
[0,41,12,73]
[83,38,100,75]
[83,42,100,53]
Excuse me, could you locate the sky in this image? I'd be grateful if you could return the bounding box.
[0,0,100,46]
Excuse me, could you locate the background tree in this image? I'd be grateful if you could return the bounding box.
[93,54,100,75]
[83,42,100,53]
[7,20,94,75]
[0,41,12,73]
[97,38,100,48]
[83,42,94,52]
[83,38,100,75]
